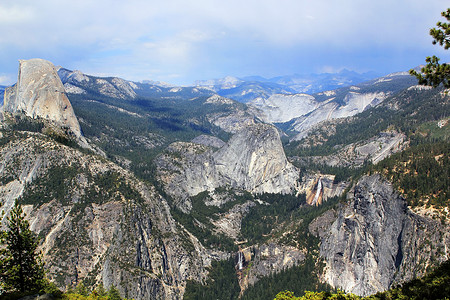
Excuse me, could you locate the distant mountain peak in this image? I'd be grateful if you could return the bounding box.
[194,76,243,89]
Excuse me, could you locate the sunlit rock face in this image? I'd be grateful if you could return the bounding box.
[3,58,82,138]
[0,132,215,300]
[213,123,299,194]
[155,123,300,212]
[320,175,450,296]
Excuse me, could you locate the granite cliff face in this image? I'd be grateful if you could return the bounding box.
[1,59,447,299]
[0,131,216,300]
[3,59,82,138]
[155,123,299,211]
[249,93,318,123]
[297,173,348,206]
[236,244,306,292]
[294,130,408,169]
[214,123,298,193]
[319,175,450,296]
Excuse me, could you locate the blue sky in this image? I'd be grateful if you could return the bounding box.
[0,0,448,86]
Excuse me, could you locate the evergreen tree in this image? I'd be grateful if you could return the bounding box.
[0,200,46,294]
[108,285,122,300]
[95,282,108,297]
[75,281,89,296]
[410,8,450,88]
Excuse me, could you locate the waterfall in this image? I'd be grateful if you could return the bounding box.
[237,251,244,270]
[311,178,322,206]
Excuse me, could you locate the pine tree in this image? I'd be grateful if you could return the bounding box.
[108,285,122,300]
[0,200,46,294]
[410,8,450,88]
[95,282,107,297]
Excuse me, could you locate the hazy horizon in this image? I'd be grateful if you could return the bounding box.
[0,0,447,86]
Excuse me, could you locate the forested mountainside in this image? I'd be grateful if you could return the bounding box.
[0,59,448,300]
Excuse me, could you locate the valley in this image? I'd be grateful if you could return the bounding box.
[0,58,448,300]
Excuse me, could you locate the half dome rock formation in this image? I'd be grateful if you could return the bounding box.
[3,58,82,138]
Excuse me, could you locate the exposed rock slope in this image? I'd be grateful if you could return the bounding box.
[57,67,214,100]
[250,93,318,123]
[3,59,82,138]
[156,123,299,211]
[214,124,298,193]
[294,130,408,169]
[297,173,348,206]
[57,67,138,99]
[257,72,416,138]
[319,175,450,296]
[0,131,216,299]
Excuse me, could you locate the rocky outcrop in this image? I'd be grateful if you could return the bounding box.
[290,92,387,139]
[57,67,138,99]
[156,123,300,211]
[3,59,83,138]
[319,175,450,296]
[297,173,348,206]
[236,243,306,292]
[0,85,5,108]
[207,110,257,134]
[213,123,299,194]
[211,201,256,240]
[0,132,215,300]
[249,93,318,123]
[294,130,408,169]
[256,72,417,139]
[191,134,226,149]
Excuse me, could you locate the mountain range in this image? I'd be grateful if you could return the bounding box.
[194,69,380,102]
[0,58,448,300]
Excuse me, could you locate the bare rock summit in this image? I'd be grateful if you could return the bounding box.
[3,58,82,138]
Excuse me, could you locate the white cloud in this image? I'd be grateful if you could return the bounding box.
[0,0,448,84]
[0,5,34,24]
[0,74,13,86]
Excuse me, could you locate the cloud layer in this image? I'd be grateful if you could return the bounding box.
[0,0,448,85]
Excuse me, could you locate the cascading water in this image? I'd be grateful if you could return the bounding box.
[311,178,322,206]
[237,251,244,270]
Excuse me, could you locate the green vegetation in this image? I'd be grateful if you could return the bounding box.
[273,290,359,299]
[272,259,450,300]
[63,283,128,300]
[0,201,54,299]
[183,258,240,300]
[410,8,450,88]
[278,196,339,249]
[170,189,252,251]
[20,164,81,206]
[369,259,450,300]
[241,194,339,249]
[68,93,234,183]
[2,113,81,148]
[186,255,450,300]
[240,193,306,244]
[241,256,332,300]
[369,142,449,209]
[172,205,236,251]
[20,165,143,208]
[5,114,45,133]
[417,118,450,140]
[286,85,449,159]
